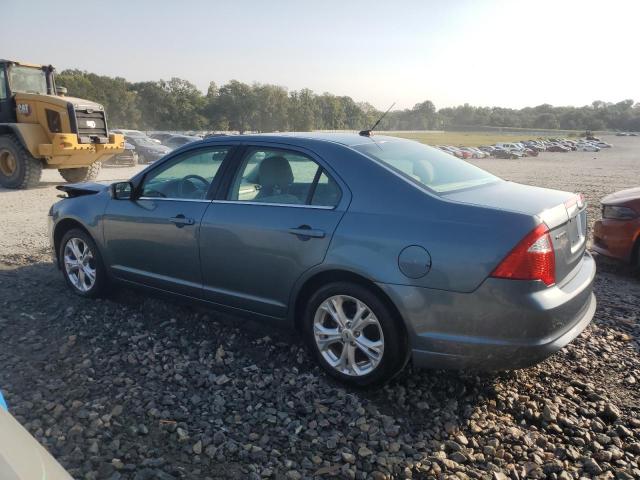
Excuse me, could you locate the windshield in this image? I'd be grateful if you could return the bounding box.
[8,65,48,94]
[353,140,499,193]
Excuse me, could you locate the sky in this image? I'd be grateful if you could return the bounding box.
[3,0,638,110]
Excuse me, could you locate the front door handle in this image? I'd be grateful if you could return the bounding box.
[169,214,195,227]
[288,225,325,239]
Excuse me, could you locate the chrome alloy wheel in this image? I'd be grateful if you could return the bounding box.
[63,238,96,292]
[313,295,384,376]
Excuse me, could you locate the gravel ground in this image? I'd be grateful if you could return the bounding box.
[0,135,639,479]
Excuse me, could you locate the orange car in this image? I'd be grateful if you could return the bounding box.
[593,187,640,269]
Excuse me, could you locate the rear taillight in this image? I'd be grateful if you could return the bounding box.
[491,223,556,286]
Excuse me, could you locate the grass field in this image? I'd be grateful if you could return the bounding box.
[383,131,546,147]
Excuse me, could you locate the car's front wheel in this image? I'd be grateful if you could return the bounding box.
[304,282,407,386]
[59,228,107,297]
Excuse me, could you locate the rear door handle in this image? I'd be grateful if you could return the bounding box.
[169,215,195,227]
[288,225,325,239]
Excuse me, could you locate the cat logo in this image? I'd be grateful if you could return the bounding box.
[17,103,31,116]
[86,120,96,129]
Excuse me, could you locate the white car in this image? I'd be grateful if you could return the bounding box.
[576,143,600,152]
[0,402,72,479]
[495,142,526,153]
[468,147,490,158]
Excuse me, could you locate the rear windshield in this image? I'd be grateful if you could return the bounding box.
[353,140,499,193]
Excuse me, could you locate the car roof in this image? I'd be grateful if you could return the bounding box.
[198,132,410,148]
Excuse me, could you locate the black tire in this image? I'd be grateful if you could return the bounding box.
[0,134,43,189]
[59,162,102,183]
[59,228,108,298]
[303,282,408,387]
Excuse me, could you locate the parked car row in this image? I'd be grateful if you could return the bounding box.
[104,130,247,167]
[110,129,172,165]
[435,137,613,160]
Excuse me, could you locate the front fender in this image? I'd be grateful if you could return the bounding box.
[50,190,111,264]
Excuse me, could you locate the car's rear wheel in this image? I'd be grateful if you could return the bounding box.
[304,282,407,386]
[59,228,107,297]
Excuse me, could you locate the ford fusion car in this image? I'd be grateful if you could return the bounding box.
[49,133,596,386]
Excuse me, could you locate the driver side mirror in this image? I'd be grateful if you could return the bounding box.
[111,181,134,200]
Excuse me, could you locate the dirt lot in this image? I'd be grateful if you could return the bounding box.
[0,135,639,479]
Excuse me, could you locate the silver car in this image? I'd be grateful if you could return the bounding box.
[49,133,596,386]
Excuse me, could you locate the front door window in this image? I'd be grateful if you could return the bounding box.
[140,146,231,200]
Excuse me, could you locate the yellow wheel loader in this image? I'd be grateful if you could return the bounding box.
[0,60,124,189]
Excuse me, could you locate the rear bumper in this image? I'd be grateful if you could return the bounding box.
[105,151,138,165]
[378,251,596,370]
[592,218,639,263]
[140,150,166,162]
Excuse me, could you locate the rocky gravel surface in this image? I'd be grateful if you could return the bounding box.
[0,255,638,480]
[0,135,639,479]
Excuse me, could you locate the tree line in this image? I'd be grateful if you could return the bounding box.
[57,69,640,132]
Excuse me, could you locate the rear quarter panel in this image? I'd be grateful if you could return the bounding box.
[311,143,538,293]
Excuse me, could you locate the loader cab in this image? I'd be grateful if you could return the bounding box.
[0,60,56,123]
[0,62,12,123]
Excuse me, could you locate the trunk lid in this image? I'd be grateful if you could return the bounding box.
[442,180,587,283]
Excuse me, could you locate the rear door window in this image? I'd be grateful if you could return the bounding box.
[229,147,341,207]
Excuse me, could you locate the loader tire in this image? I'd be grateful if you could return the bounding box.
[59,162,102,183]
[0,134,43,189]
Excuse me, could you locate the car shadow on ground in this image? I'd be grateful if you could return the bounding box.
[593,252,639,280]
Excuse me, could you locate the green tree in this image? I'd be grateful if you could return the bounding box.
[57,70,141,128]
[289,89,319,131]
[533,113,560,129]
[217,80,256,133]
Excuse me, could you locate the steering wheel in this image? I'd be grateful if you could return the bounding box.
[179,175,209,197]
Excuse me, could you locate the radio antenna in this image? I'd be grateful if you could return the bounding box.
[359,102,396,137]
